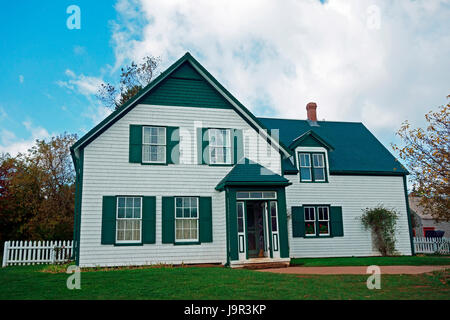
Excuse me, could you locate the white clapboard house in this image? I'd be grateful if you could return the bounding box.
[70,52,414,267]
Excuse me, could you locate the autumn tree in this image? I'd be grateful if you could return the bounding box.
[392,96,450,221]
[0,133,77,245]
[97,55,159,110]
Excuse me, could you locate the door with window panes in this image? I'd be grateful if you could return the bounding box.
[235,191,280,260]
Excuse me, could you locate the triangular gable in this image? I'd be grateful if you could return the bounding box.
[141,61,234,109]
[71,52,291,158]
[289,130,334,150]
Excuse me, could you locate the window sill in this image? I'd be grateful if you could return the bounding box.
[208,163,233,167]
[302,235,333,238]
[141,162,168,166]
[114,242,144,246]
[173,241,201,245]
[299,180,328,183]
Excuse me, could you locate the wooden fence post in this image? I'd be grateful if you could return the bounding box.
[2,241,9,267]
[51,243,56,264]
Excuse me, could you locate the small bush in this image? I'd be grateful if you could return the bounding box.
[360,205,399,256]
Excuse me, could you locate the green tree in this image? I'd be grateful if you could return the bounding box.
[0,133,77,244]
[361,205,399,256]
[97,56,159,110]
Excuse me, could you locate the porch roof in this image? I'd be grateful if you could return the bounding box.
[215,158,291,191]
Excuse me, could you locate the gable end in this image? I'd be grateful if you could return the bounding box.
[141,61,234,109]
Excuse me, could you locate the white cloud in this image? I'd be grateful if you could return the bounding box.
[65,69,76,78]
[110,0,450,140]
[57,70,103,97]
[56,68,112,127]
[0,121,53,156]
[19,75,24,83]
[82,105,112,125]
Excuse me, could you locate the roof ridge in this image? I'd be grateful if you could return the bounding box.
[257,116,363,124]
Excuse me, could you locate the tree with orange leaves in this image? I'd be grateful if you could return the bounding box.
[392,96,449,221]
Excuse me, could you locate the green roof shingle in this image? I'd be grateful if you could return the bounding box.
[216,158,291,191]
[259,118,408,175]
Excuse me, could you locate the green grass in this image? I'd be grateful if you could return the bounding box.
[290,255,450,267]
[0,264,448,300]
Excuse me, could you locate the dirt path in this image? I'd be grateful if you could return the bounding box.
[258,265,450,275]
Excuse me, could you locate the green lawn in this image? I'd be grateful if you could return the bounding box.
[0,264,448,300]
[290,255,450,267]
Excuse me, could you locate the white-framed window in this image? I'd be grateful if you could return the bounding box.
[237,201,245,254]
[312,154,326,182]
[270,201,279,252]
[236,191,277,200]
[208,128,231,164]
[175,197,199,242]
[318,206,330,236]
[298,152,327,182]
[299,153,312,182]
[304,207,316,236]
[143,126,166,163]
[237,202,244,233]
[116,197,142,243]
[270,201,278,233]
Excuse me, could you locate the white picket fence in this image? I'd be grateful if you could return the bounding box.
[413,237,450,254]
[2,240,73,267]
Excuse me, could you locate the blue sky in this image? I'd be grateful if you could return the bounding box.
[1,0,449,155]
[0,1,117,154]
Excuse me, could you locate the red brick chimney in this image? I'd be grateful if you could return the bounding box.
[306,102,317,121]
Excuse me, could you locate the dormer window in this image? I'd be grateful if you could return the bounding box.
[298,152,327,183]
[312,153,325,181]
[299,153,312,181]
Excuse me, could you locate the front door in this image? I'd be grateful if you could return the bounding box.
[246,201,267,258]
[233,190,284,263]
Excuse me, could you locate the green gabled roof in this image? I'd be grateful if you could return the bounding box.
[216,158,291,191]
[289,130,334,150]
[258,117,408,175]
[71,52,291,157]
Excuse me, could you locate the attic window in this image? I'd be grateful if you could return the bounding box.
[312,154,325,182]
[299,153,312,181]
[298,152,327,183]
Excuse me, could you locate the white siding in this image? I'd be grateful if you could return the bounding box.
[79,104,281,267]
[286,172,413,258]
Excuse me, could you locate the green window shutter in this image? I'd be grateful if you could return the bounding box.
[330,206,344,237]
[197,128,209,164]
[162,197,175,243]
[129,125,142,163]
[233,129,244,164]
[142,196,156,244]
[199,197,213,243]
[291,206,305,237]
[101,196,116,244]
[166,127,180,164]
